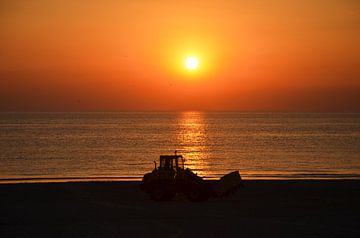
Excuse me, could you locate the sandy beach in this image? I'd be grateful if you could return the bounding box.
[0,180,359,238]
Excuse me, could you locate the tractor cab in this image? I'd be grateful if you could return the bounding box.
[159,154,184,172]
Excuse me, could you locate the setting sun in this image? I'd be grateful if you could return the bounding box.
[1,1,360,236]
[185,56,199,70]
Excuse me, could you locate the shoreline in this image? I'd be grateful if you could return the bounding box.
[1,175,360,184]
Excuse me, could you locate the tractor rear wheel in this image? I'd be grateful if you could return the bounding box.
[186,185,209,202]
[150,187,175,201]
[150,188,167,201]
[164,190,176,201]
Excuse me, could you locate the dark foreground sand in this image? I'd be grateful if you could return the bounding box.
[0,180,359,238]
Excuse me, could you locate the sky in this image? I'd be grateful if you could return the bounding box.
[0,0,359,112]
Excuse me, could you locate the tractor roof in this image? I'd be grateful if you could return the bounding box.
[159,155,183,159]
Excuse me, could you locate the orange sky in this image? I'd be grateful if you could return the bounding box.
[1,0,359,112]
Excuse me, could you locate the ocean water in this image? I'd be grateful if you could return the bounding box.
[0,112,359,182]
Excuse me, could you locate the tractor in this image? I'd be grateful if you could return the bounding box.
[140,153,243,202]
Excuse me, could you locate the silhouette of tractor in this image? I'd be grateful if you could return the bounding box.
[140,153,243,202]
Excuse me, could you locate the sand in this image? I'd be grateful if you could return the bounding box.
[0,180,359,238]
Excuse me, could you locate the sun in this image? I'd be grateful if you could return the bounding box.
[185,56,199,70]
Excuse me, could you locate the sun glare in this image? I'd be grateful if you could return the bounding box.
[185,56,199,70]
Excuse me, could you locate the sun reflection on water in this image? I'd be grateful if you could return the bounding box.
[175,111,210,176]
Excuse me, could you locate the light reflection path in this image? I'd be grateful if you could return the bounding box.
[174,112,210,177]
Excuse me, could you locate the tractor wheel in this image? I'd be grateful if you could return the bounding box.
[186,185,209,202]
[164,190,176,201]
[150,188,167,201]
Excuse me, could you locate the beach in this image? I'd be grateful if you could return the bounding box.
[1,180,359,238]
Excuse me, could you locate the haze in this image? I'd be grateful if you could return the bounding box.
[1,0,359,112]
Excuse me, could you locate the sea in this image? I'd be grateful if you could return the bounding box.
[0,112,359,183]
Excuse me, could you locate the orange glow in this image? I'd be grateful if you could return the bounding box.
[0,1,359,112]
